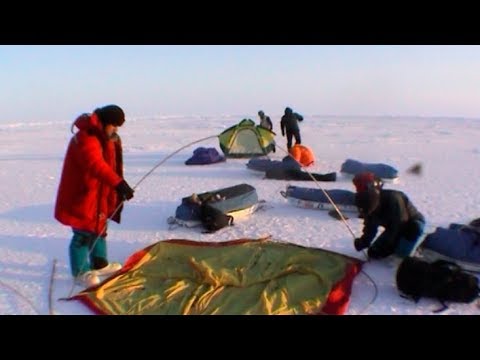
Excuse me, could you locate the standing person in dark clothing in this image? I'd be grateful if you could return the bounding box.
[258,110,273,131]
[280,107,303,150]
[352,172,426,259]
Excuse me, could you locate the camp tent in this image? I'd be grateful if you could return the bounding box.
[71,238,363,315]
[219,119,276,158]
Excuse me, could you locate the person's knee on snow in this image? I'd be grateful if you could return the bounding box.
[368,241,396,259]
[368,231,397,259]
[403,219,425,241]
[354,237,371,251]
[395,219,426,257]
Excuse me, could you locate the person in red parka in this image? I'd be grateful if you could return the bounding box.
[54,105,135,287]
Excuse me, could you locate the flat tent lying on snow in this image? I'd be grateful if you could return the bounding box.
[71,238,363,315]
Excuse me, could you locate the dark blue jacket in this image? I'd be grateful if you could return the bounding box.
[280,111,303,135]
[359,190,425,247]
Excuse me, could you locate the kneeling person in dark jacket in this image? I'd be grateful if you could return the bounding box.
[353,172,425,259]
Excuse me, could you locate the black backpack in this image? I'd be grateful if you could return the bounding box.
[199,203,234,233]
[396,257,480,312]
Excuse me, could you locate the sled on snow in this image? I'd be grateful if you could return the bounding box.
[281,185,358,213]
[418,222,480,273]
[340,159,399,181]
[168,183,261,228]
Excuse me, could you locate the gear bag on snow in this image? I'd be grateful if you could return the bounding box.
[200,203,234,233]
[396,257,480,312]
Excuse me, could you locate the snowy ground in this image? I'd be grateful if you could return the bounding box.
[1,115,479,315]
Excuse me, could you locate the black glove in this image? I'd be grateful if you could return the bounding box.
[281,130,285,137]
[354,237,369,252]
[116,180,134,201]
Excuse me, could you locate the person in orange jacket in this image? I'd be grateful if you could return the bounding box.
[54,105,135,287]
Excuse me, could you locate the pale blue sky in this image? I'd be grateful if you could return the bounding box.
[2,45,480,123]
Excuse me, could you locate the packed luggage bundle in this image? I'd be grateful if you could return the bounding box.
[340,159,399,181]
[281,185,358,213]
[169,183,260,229]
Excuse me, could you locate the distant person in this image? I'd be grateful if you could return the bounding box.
[54,105,135,287]
[352,172,425,259]
[258,110,273,131]
[258,110,275,152]
[280,107,303,150]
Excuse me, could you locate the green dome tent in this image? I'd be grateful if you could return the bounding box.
[219,119,276,158]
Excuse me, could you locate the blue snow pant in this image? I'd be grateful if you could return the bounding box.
[368,220,425,259]
[69,229,108,276]
[395,219,425,257]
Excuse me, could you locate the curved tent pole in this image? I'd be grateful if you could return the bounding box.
[65,134,221,297]
[133,134,220,190]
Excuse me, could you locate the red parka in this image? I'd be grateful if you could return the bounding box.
[55,113,124,236]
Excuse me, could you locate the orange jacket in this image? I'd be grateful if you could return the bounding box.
[54,113,124,235]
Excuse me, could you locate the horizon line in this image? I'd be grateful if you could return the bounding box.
[0,114,478,128]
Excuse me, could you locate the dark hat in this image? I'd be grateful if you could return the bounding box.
[285,107,292,114]
[258,110,264,116]
[95,105,125,127]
